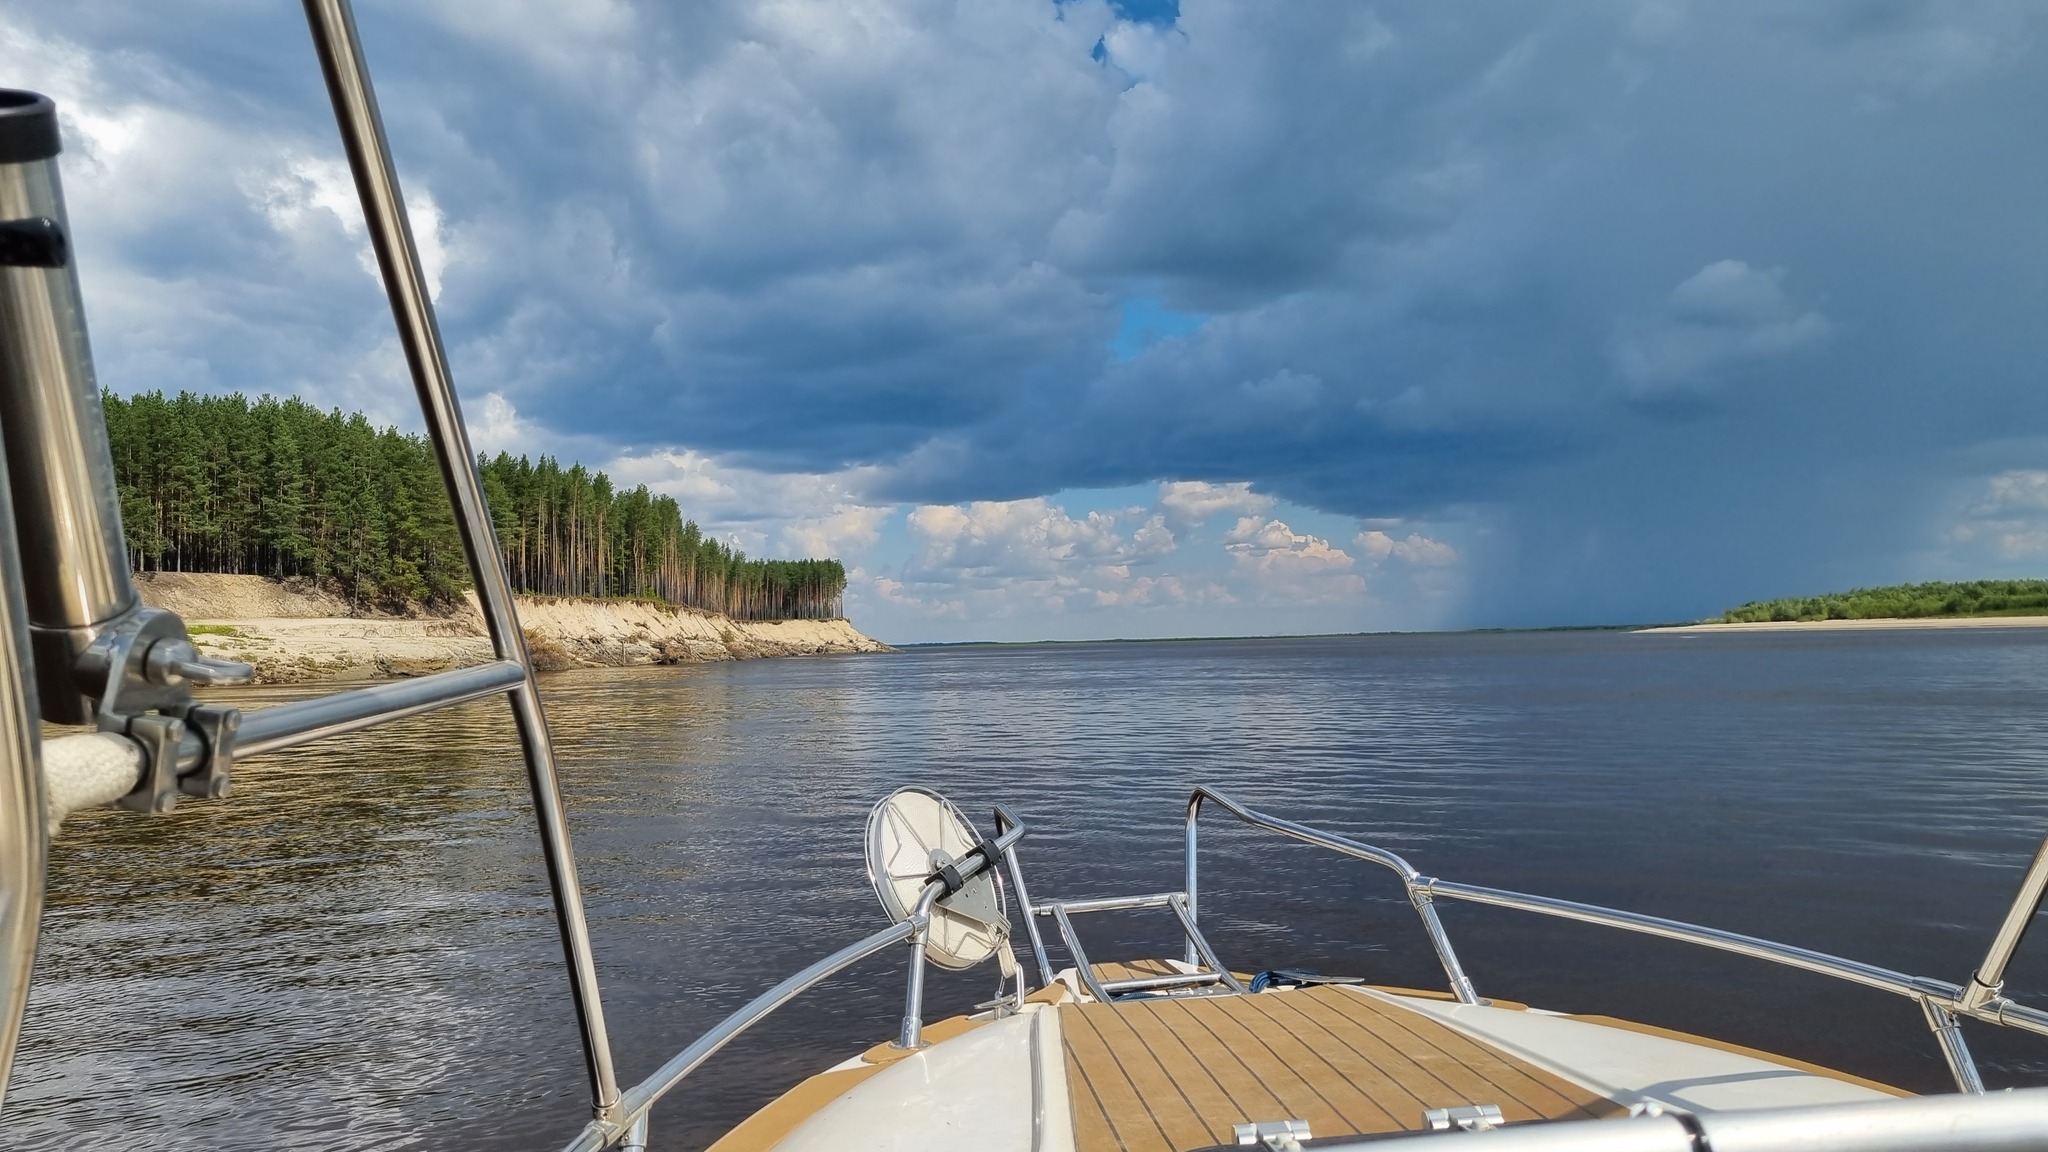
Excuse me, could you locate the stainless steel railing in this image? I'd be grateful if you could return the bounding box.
[1185,785,2048,1095]
[1261,1087,2048,1151]
[1185,787,1481,1005]
[556,812,1029,1152]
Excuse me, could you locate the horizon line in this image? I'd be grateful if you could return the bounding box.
[889,621,1678,648]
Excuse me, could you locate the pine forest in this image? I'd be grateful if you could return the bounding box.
[102,391,847,621]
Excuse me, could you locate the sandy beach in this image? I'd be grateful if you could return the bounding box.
[1638,615,2048,635]
[137,572,891,684]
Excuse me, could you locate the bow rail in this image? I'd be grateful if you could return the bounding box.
[557,809,1029,1152]
[1184,785,2048,1096]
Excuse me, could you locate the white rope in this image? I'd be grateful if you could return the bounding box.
[42,732,142,834]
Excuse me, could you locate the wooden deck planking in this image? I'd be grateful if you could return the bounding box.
[1091,959,1184,984]
[1064,1000,1181,1152]
[1198,994,1409,1134]
[1198,994,1388,1133]
[1136,999,1298,1128]
[1077,999,1232,1151]
[1313,989,1609,1122]
[1062,985,1618,1152]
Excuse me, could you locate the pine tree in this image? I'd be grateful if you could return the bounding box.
[101,391,849,619]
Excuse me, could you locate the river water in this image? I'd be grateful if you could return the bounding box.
[8,628,2048,1149]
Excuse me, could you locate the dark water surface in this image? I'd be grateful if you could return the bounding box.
[11,628,2048,1149]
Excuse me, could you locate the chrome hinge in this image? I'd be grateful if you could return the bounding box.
[1425,1103,1504,1132]
[1235,1118,1310,1150]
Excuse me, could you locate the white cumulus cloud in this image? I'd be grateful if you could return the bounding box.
[1357,530,1459,567]
[1223,515,1364,600]
[1947,469,2048,561]
[1158,480,1274,527]
[908,498,1173,577]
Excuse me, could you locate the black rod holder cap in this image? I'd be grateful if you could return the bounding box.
[0,90,59,165]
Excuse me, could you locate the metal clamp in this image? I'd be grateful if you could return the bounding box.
[173,703,242,799]
[78,607,252,811]
[115,714,186,814]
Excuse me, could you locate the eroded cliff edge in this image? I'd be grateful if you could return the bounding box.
[137,572,891,684]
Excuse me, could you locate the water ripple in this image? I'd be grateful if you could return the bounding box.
[9,629,2048,1149]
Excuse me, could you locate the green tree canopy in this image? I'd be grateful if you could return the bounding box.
[1721,579,2048,623]
[104,391,847,621]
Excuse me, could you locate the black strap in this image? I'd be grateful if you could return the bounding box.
[0,218,66,268]
[930,838,1006,897]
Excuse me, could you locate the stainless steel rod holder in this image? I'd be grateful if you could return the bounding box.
[298,0,622,1122]
[0,90,140,725]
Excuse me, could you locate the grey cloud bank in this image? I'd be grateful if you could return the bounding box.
[2,0,2045,635]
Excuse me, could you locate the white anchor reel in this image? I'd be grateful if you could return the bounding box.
[865,787,1017,976]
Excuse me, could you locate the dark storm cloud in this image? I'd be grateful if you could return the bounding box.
[5,0,2045,623]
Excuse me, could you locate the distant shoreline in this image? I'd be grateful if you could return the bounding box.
[895,624,1648,649]
[139,572,890,684]
[897,615,2048,648]
[1637,615,2048,635]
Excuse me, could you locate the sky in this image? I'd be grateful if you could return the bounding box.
[1,0,2044,643]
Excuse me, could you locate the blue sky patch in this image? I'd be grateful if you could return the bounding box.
[1110,296,1207,361]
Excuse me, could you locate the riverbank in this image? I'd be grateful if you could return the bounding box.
[1638,615,2048,635]
[137,573,890,684]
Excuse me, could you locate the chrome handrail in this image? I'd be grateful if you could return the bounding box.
[1185,786,1480,1005]
[557,919,916,1152]
[1281,1086,2048,1151]
[558,812,1029,1151]
[1184,785,2048,1094]
[1420,878,1963,1002]
[1964,833,2048,1013]
[994,807,1054,987]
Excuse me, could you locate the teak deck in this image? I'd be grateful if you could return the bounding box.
[1060,984,1620,1151]
[1090,959,1199,984]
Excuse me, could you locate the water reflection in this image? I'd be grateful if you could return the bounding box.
[8,629,2048,1148]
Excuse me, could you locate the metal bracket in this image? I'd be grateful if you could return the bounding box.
[115,714,186,814]
[1424,1103,1504,1132]
[1234,1119,1310,1149]
[79,607,252,810]
[173,703,241,799]
[1921,997,1987,1094]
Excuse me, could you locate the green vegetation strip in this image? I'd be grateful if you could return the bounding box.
[106,391,846,620]
[1721,579,2048,623]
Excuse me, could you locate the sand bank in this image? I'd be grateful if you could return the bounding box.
[136,572,891,684]
[1638,615,2048,635]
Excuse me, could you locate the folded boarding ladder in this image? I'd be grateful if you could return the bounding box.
[993,810,1247,1002]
